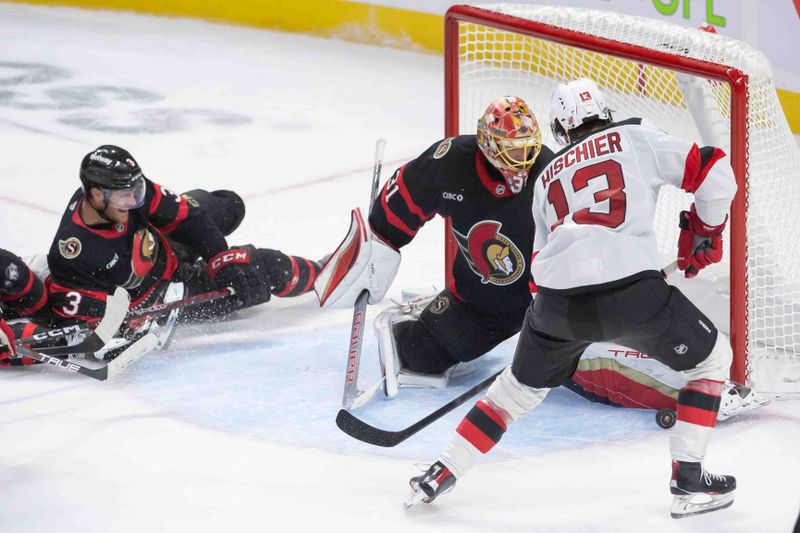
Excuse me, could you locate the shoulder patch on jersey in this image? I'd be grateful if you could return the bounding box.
[429,295,450,315]
[58,237,82,260]
[433,138,453,159]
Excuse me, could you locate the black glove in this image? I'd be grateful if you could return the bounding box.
[207,247,271,308]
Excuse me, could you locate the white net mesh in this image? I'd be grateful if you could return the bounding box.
[451,4,800,393]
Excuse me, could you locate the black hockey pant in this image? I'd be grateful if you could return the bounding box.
[511,273,719,389]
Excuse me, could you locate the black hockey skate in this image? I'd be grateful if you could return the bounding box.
[670,460,736,518]
[405,461,457,509]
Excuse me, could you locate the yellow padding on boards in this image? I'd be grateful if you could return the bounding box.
[15,0,443,52]
[13,0,800,132]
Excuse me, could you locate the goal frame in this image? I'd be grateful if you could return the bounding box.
[443,4,749,383]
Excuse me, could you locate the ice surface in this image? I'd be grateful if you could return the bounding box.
[1,4,799,532]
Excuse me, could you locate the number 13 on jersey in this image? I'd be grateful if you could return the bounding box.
[545,159,627,231]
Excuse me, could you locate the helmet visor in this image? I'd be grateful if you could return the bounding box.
[102,175,145,210]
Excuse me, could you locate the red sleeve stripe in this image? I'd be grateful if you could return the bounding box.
[21,322,38,338]
[455,418,496,454]
[148,183,163,216]
[159,196,189,234]
[396,166,434,222]
[47,280,108,302]
[677,405,718,428]
[681,145,726,193]
[380,187,418,238]
[21,287,47,316]
[274,256,300,297]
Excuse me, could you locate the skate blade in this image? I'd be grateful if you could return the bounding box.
[404,488,429,510]
[670,492,734,518]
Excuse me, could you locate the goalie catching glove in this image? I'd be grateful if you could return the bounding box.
[314,208,400,308]
[677,204,726,279]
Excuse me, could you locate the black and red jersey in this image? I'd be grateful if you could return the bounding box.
[369,135,554,315]
[46,179,230,323]
[0,248,47,318]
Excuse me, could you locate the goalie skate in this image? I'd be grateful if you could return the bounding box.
[717,381,770,421]
[669,460,735,518]
[404,461,457,509]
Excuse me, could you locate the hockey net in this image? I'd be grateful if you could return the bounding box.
[444,4,800,394]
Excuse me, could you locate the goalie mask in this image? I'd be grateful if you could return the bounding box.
[550,78,613,145]
[477,96,543,194]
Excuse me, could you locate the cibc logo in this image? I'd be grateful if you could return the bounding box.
[442,191,463,202]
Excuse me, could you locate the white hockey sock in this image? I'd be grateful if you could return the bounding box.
[670,378,724,462]
[439,366,548,479]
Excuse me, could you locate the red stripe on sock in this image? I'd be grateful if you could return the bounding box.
[684,378,724,396]
[456,418,496,454]
[476,400,507,431]
[677,404,717,427]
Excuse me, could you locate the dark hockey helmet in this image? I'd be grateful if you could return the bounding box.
[79,145,145,209]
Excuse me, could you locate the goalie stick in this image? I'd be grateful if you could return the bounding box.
[341,138,386,410]
[339,260,683,443]
[15,333,158,381]
[336,368,503,447]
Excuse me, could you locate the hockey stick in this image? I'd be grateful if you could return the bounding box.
[31,287,130,356]
[125,286,235,319]
[16,287,234,354]
[338,260,685,441]
[16,333,158,381]
[341,138,386,410]
[336,368,503,447]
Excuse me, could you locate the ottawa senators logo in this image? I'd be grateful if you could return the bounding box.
[125,228,159,289]
[452,221,524,286]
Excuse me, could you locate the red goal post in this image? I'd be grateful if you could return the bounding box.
[443,4,800,394]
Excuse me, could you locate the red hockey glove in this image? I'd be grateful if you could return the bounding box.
[677,204,726,279]
[0,319,17,366]
[207,247,271,308]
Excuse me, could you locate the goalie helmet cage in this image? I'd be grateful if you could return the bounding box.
[444,4,800,394]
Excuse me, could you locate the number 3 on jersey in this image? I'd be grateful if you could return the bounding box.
[546,159,627,230]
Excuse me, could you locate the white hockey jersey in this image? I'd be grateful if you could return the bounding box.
[531,118,736,291]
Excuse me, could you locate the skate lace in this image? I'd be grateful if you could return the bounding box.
[702,469,726,485]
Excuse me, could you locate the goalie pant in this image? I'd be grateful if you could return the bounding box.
[46,185,319,325]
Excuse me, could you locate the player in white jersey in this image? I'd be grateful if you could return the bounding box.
[407,78,738,519]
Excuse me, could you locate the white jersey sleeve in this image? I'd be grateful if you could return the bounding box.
[530,119,736,291]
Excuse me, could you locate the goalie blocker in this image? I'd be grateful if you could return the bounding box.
[314,207,400,308]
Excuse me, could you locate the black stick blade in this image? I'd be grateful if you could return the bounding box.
[335,409,408,447]
[335,368,504,448]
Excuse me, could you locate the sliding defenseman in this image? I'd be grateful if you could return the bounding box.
[43,145,321,351]
[408,78,738,518]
